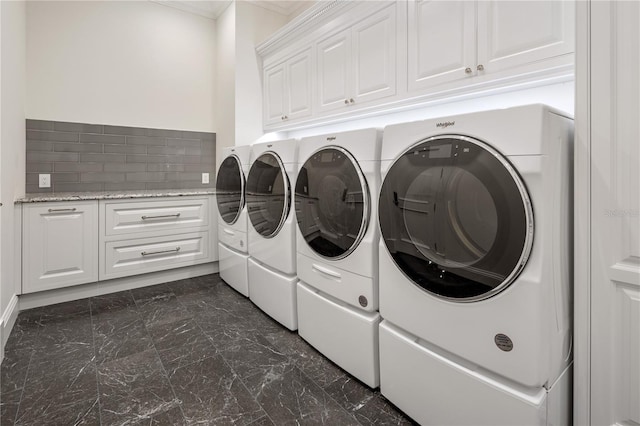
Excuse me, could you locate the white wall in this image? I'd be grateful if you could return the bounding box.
[1,0,26,352]
[215,1,236,167]
[235,1,288,146]
[215,0,287,165]
[26,1,216,132]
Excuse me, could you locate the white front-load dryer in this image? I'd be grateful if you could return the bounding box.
[216,145,251,296]
[247,139,298,330]
[377,104,574,425]
[295,128,382,388]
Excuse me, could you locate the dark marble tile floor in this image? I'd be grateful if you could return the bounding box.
[1,274,416,425]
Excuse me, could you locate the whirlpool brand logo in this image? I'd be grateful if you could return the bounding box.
[327,136,337,141]
[436,121,455,128]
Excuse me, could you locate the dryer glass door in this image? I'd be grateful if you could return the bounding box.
[216,154,245,225]
[378,136,534,302]
[295,147,370,259]
[246,152,290,238]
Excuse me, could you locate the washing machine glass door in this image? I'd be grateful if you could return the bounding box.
[246,152,290,238]
[295,146,369,259]
[216,154,245,225]
[379,135,534,302]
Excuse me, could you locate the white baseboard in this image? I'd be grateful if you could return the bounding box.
[1,294,20,364]
[19,262,219,310]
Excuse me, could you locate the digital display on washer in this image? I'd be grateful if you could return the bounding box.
[428,144,452,159]
[378,136,533,302]
[321,152,334,162]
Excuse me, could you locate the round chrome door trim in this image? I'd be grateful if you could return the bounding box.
[297,145,371,261]
[381,134,535,303]
[247,151,291,239]
[218,153,245,226]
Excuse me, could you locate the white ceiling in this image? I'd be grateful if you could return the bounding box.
[153,1,314,20]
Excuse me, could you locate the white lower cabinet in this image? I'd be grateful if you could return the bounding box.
[21,195,218,294]
[22,201,99,293]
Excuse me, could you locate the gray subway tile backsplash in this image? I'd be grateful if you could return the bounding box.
[80,153,126,163]
[54,182,104,192]
[80,172,126,183]
[27,162,53,173]
[27,129,79,142]
[103,163,147,173]
[147,128,183,138]
[54,121,103,134]
[26,140,54,152]
[26,119,216,193]
[27,151,79,163]
[53,142,104,153]
[147,163,184,172]
[54,162,104,172]
[103,125,146,136]
[146,146,186,156]
[80,133,126,144]
[167,138,201,148]
[104,144,146,154]
[26,119,54,131]
[126,135,166,146]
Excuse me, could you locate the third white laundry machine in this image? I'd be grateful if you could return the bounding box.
[216,145,251,297]
[246,139,298,330]
[377,105,574,425]
[294,128,382,388]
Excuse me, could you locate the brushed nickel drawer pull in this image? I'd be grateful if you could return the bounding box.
[141,213,181,220]
[48,208,77,213]
[141,247,181,256]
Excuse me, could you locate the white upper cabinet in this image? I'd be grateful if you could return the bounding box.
[408,0,476,91]
[258,0,574,130]
[407,0,574,94]
[317,3,397,113]
[264,64,287,124]
[264,48,313,126]
[477,1,575,74]
[317,29,351,112]
[352,4,398,104]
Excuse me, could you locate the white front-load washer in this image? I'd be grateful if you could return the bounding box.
[246,139,298,330]
[216,145,251,296]
[294,128,382,388]
[377,104,574,425]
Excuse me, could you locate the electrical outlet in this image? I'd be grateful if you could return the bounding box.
[39,174,51,188]
[202,173,209,184]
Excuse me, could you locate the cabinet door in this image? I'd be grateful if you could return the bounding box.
[352,3,398,105]
[317,29,351,113]
[477,0,574,75]
[407,0,476,92]
[286,50,313,120]
[264,62,287,126]
[22,201,98,293]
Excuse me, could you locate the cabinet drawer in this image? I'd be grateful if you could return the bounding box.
[103,198,208,236]
[101,231,210,280]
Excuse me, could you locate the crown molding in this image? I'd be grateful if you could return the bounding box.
[256,0,357,57]
[150,0,230,19]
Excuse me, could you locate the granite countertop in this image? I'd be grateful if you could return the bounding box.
[16,189,216,204]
